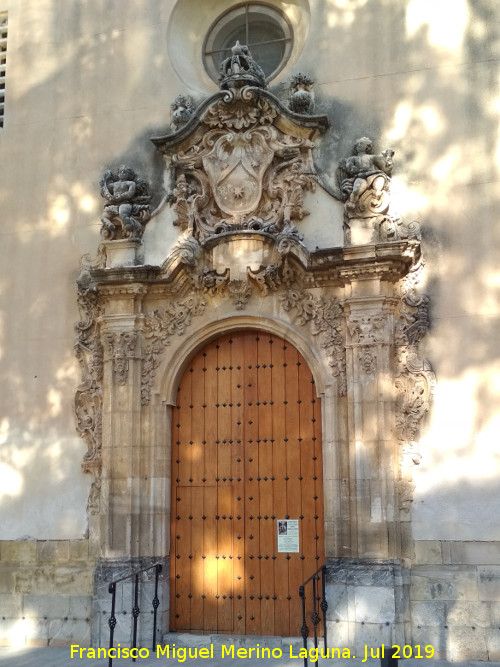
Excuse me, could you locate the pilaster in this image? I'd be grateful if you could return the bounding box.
[98,285,147,558]
[343,274,400,559]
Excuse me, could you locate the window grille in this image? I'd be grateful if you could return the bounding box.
[0,12,7,128]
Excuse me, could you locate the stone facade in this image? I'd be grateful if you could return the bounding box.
[0,0,499,661]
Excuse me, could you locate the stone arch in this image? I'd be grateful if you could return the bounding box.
[159,313,334,406]
[157,312,345,565]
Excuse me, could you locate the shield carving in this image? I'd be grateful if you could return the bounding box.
[203,131,273,218]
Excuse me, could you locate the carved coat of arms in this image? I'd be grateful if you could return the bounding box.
[202,131,274,220]
[151,45,328,247]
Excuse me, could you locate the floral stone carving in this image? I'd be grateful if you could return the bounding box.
[394,267,436,513]
[74,260,104,514]
[281,289,346,395]
[141,295,206,404]
[100,165,152,241]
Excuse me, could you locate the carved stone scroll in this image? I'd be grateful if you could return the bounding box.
[394,262,435,513]
[141,295,207,404]
[75,260,104,514]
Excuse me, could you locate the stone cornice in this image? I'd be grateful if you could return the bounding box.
[89,239,420,294]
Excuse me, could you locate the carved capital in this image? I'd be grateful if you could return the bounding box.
[102,330,138,385]
[347,313,388,345]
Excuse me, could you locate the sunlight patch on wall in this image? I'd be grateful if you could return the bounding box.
[7,618,34,648]
[50,194,70,232]
[390,177,429,217]
[406,0,468,52]
[47,387,62,418]
[0,462,22,497]
[431,147,460,181]
[326,0,369,28]
[417,370,500,493]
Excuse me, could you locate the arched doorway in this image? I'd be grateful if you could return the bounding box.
[170,331,324,636]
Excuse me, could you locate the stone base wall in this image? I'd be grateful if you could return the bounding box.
[92,557,169,649]
[325,546,500,663]
[325,558,409,652]
[0,539,95,647]
[410,541,500,662]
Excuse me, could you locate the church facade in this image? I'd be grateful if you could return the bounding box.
[0,1,499,661]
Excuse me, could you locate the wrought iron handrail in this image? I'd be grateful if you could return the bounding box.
[107,562,162,667]
[298,563,328,667]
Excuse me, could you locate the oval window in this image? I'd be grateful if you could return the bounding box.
[203,3,293,84]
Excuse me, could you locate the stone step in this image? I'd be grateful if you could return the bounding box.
[162,632,313,650]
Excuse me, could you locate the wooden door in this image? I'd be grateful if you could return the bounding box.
[170,332,324,636]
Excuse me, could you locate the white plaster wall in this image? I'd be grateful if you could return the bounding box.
[0,0,498,542]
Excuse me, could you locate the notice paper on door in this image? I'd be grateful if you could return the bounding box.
[277,519,299,552]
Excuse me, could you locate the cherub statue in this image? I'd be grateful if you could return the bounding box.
[337,137,394,212]
[99,166,151,241]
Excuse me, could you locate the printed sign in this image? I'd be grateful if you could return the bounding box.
[277,519,299,552]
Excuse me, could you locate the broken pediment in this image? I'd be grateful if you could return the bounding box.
[150,82,336,254]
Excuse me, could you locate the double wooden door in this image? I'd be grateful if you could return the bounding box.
[170,332,324,636]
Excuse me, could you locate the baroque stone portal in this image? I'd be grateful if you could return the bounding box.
[75,42,435,647]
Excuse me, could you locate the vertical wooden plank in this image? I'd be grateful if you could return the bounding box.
[216,336,234,633]
[298,353,317,563]
[203,485,218,632]
[284,342,303,637]
[170,393,181,629]
[171,371,191,631]
[204,342,218,489]
[311,375,325,569]
[176,365,192,487]
[217,484,234,632]
[190,485,205,631]
[257,335,275,635]
[217,336,233,485]
[244,333,260,635]
[270,337,290,636]
[231,335,246,634]
[296,353,318,629]
[202,340,219,632]
[190,345,206,486]
[173,486,191,630]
